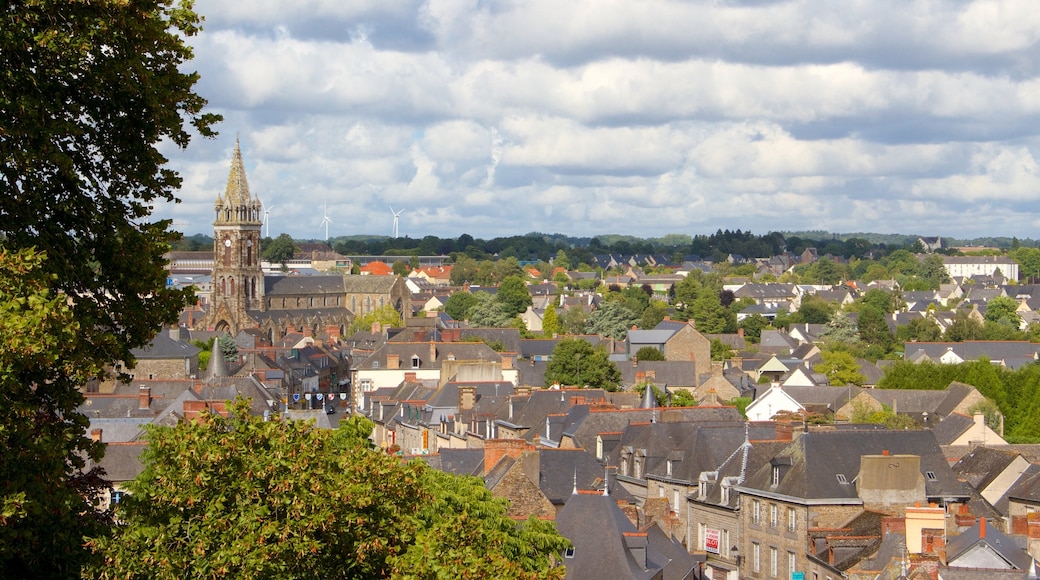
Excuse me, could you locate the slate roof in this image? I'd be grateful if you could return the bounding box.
[423,448,485,476]
[619,361,700,388]
[131,331,201,359]
[264,274,345,295]
[946,518,1034,570]
[555,492,674,580]
[536,448,636,505]
[740,429,970,502]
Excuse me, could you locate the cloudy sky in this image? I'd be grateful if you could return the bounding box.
[156,0,1040,242]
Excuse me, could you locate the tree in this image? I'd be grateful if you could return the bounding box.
[544,338,622,391]
[813,350,867,386]
[262,233,297,265]
[738,313,768,343]
[497,275,533,318]
[349,304,403,334]
[88,400,568,579]
[586,301,639,341]
[945,308,985,342]
[796,296,835,324]
[857,305,893,353]
[0,249,110,576]
[392,260,409,276]
[466,292,515,328]
[710,338,735,361]
[635,346,665,361]
[541,302,560,337]
[1,0,218,573]
[560,307,589,335]
[984,296,1021,329]
[895,316,943,343]
[444,291,479,321]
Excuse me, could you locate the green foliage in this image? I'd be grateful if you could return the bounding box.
[544,339,622,391]
[984,296,1022,329]
[1,0,219,570]
[541,302,560,337]
[671,389,697,407]
[466,292,516,328]
[349,304,404,334]
[560,307,589,335]
[262,234,297,265]
[88,400,567,579]
[819,311,861,348]
[497,275,534,318]
[967,400,1003,432]
[586,301,639,340]
[796,296,835,324]
[849,401,919,429]
[813,350,867,386]
[895,317,943,343]
[391,469,568,579]
[710,339,735,361]
[945,308,985,341]
[738,313,768,343]
[635,346,666,361]
[0,249,110,576]
[857,305,894,354]
[218,334,238,362]
[444,291,479,321]
[392,260,409,276]
[728,397,753,418]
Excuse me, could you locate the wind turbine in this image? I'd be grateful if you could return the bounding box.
[390,205,404,238]
[320,203,333,241]
[263,205,273,238]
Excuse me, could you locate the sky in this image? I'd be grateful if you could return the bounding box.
[156,0,1040,242]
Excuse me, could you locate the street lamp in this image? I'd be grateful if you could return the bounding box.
[730,544,742,567]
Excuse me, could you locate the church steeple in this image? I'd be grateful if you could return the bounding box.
[224,137,253,208]
[199,137,266,335]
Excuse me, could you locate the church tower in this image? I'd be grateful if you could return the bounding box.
[201,138,265,334]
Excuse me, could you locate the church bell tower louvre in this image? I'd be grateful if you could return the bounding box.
[201,137,265,334]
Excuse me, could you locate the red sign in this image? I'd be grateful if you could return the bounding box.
[705,528,720,554]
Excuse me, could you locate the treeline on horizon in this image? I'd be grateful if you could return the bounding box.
[172,229,1039,263]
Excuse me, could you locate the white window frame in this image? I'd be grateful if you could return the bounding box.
[770,503,778,528]
[753,500,761,524]
[752,542,761,573]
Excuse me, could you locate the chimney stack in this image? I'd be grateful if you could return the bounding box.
[138,385,151,410]
[90,428,103,443]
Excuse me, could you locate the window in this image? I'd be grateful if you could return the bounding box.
[564,547,575,558]
[926,471,937,481]
[673,488,680,509]
[836,473,847,484]
[752,500,761,524]
[411,355,420,369]
[788,507,797,532]
[772,466,780,486]
[770,504,778,528]
[699,481,706,498]
[770,547,778,577]
[752,543,761,573]
[788,551,796,576]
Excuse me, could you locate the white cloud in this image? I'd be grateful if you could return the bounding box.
[155,0,1040,241]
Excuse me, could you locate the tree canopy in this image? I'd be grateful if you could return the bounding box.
[88,400,569,579]
[544,339,622,391]
[1,0,218,573]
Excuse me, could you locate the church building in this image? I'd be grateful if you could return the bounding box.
[197,139,408,342]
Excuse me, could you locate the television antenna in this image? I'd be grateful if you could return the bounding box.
[390,205,404,238]
[320,203,333,241]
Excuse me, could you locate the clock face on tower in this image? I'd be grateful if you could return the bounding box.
[224,239,232,247]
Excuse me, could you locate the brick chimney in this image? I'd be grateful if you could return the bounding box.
[90,428,103,443]
[483,439,528,474]
[387,354,400,369]
[404,372,417,382]
[138,385,151,410]
[501,356,513,370]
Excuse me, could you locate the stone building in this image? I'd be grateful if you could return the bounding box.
[196,139,407,341]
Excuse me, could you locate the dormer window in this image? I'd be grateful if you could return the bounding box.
[699,481,707,498]
[772,466,780,487]
[667,460,673,477]
[411,355,420,369]
[565,547,575,559]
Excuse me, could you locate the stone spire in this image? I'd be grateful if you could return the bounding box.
[223,137,252,207]
[206,337,229,379]
[641,384,659,409]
